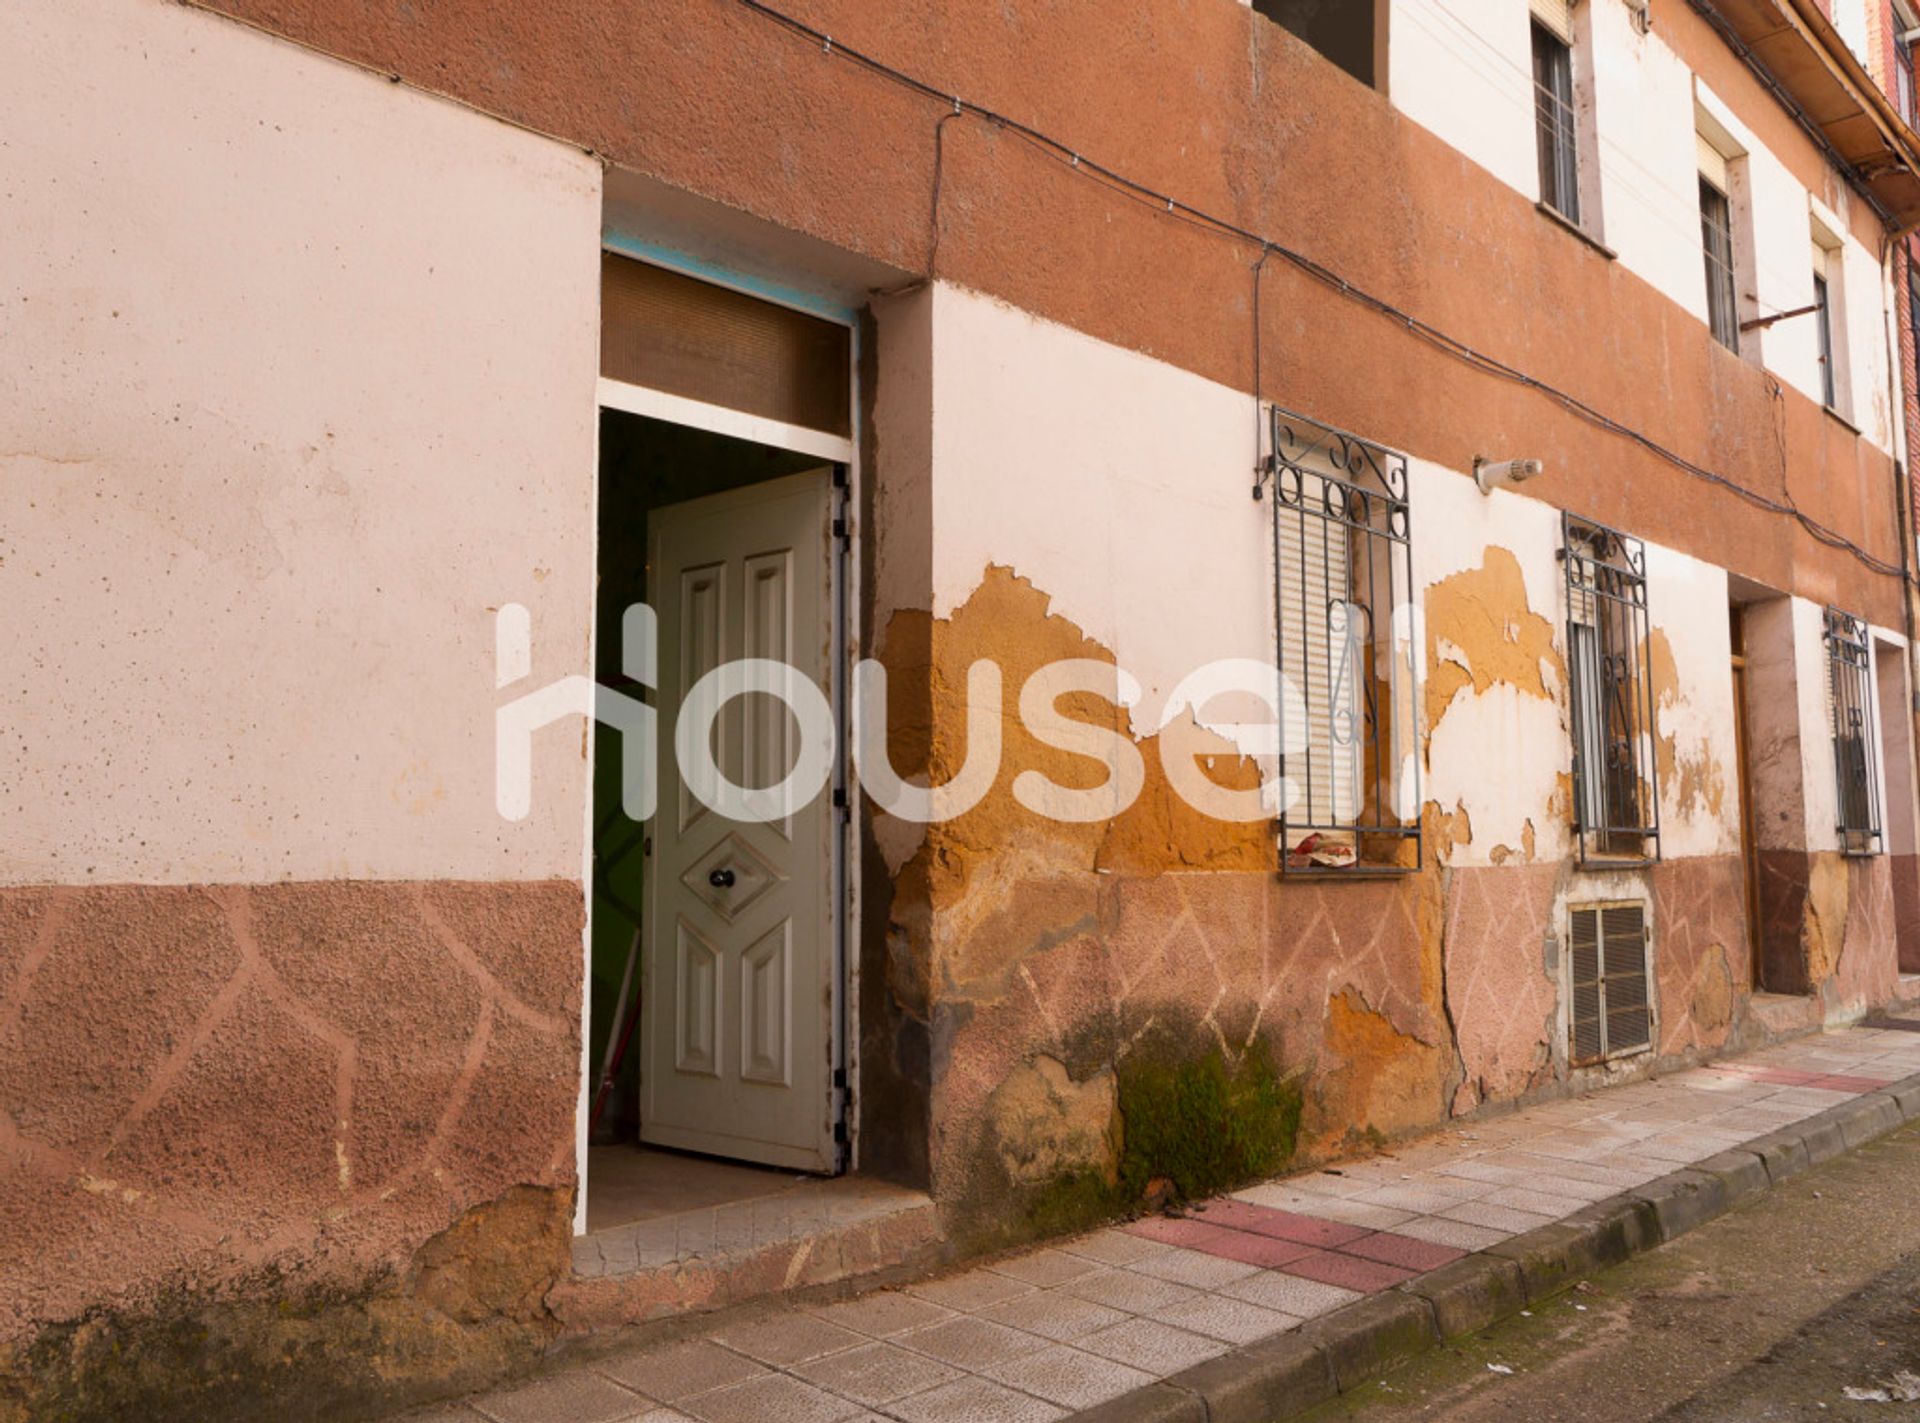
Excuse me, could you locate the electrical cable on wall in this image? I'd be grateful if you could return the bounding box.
[736,0,1910,584]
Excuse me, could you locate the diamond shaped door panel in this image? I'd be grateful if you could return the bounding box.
[680,833,785,923]
[643,468,836,1173]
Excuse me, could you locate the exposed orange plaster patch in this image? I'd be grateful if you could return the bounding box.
[1647,627,1728,824]
[1422,548,1564,749]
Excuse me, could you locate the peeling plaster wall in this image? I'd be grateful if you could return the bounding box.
[898,281,1856,1244]
[1414,466,1570,868]
[1646,545,1741,859]
[923,283,1271,744]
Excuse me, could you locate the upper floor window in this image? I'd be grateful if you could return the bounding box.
[1811,226,1846,413]
[1697,146,1740,352]
[1252,0,1383,89]
[1562,514,1661,863]
[1531,13,1580,223]
[1898,30,1917,128]
[1263,408,1420,875]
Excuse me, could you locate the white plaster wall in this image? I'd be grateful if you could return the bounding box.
[1644,543,1741,858]
[1389,0,1541,206]
[0,0,602,885]
[925,283,1272,747]
[1413,466,1573,868]
[1590,1,1710,325]
[1388,0,1895,452]
[1834,0,1876,70]
[927,281,1751,867]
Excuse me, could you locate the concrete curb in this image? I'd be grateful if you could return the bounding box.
[1069,1068,1920,1423]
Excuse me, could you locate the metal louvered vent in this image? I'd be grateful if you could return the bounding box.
[1570,906,1604,1063]
[1568,901,1652,1065]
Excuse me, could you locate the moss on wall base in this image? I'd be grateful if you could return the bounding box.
[951,1030,1302,1252]
[1116,1044,1301,1203]
[0,1186,570,1423]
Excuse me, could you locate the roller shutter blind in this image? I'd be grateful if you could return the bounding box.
[1275,453,1363,840]
[1531,0,1574,43]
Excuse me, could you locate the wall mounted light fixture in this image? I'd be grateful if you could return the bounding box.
[1474,456,1545,495]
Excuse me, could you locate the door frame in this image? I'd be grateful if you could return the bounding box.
[580,245,859,1231]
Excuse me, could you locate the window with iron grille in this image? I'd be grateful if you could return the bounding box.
[1824,607,1882,856]
[1531,21,1580,224]
[1562,514,1661,863]
[1569,901,1652,1065]
[1263,407,1421,875]
[1699,177,1739,352]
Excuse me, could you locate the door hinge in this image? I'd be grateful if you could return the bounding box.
[833,1067,848,1089]
[832,786,848,810]
[832,516,850,544]
[833,1120,848,1144]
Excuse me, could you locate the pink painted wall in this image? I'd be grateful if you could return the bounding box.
[0,0,603,887]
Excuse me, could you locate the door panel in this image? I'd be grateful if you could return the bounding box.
[644,468,836,1172]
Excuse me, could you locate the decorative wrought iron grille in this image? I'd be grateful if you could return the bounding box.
[1568,900,1652,1065]
[1562,513,1661,863]
[1531,20,1580,224]
[1824,606,1882,856]
[1262,407,1420,876]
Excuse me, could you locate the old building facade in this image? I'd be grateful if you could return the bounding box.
[6,0,1920,1415]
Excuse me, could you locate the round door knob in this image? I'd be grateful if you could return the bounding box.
[708,867,736,889]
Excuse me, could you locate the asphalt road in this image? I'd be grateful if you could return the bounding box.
[1302,1120,1920,1423]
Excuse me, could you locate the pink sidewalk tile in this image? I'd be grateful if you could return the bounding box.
[1809,1074,1894,1092]
[1189,1202,1368,1249]
[1193,1230,1319,1269]
[1279,1249,1417,1293]
[1338,1231,1466,1272]
[1123,1217,1244,1252]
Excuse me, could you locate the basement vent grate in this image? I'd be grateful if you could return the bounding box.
[1569,900,1652,1065]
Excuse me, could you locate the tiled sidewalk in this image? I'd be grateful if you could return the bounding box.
[424,1023,1920,1423]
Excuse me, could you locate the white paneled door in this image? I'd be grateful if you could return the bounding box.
[644,468,838,1172]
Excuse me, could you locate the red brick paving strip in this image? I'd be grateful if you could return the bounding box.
[1188,1201,1369,1248]
[1338,1231,1465,1272]
[1276,1248,1418,1291]
[1195,1230,1318,1269]
[1125,1200,1462,1292]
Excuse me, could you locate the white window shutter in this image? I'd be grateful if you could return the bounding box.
[1531,0,1574,43]
[1275,458,1363,840]
[1697,132,1729,191]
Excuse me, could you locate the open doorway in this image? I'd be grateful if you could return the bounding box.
[585,251,853,1236]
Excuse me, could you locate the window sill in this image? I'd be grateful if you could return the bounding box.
[1822,403,1861,436]
[1535,201,1617,260]
[1574,856,1655,872]
[1276,865,1419,881]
